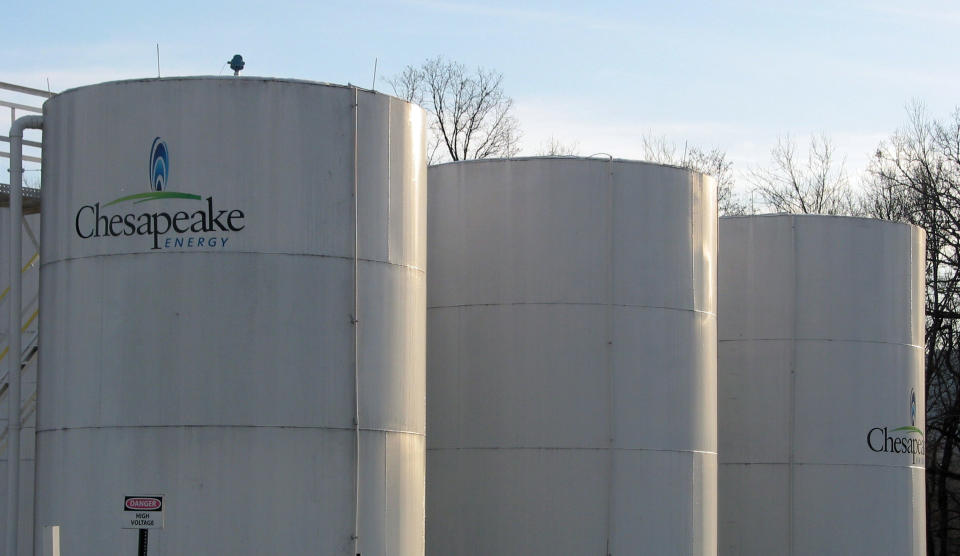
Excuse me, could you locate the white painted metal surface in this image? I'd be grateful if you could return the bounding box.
[718,215,926,556]
[0,212,40,556]
[35,78,426,555]
[427,158,717,555]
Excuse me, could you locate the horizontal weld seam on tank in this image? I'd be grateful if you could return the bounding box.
[427,447,718,456]
[720,462,924,471]
[718,338,923,349]
[428,302,716,317]
[41,253,424,273]
[35,425,425,436]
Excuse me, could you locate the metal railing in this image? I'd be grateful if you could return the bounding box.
[0,81,50,165]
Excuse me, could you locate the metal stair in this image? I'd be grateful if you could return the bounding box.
[0,329,39,455]
[1,78,48,556]
[0,243,42,457]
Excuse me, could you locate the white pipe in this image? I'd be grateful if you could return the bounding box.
[351,87,361,556]
[7,114,42,556]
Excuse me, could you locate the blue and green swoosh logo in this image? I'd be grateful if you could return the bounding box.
[104,191,202,207]
[96,137,202,206]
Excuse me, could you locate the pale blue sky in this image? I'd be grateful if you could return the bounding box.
[4,0,959,193]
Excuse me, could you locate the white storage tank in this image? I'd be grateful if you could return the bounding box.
[427,158,717,555]
[718,214,926,555]
[0,210,40,556]
[35,78,426,555]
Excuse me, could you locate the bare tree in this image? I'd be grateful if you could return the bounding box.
[859,161,914,221]
[389,57,521,163]
[751,134,859,215]
[864,104,960,555]
[641,133,679,164]
[537,136,579,156]
[638,133,746,216]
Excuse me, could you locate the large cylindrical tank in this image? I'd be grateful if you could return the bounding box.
[427,158,717,555]
[36,78,426,555]
[718,214,926,555]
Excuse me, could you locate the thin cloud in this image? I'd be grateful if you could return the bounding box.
[864,2,960,25]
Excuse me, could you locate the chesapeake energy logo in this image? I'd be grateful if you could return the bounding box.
[867,388,924,459]
[74,138,245,250]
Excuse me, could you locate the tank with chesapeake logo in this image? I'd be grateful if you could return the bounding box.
[718,215,926,556]
[36,78,427,556]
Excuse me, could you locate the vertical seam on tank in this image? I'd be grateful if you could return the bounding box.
[788,215,797,556]
[603,160,615,556]
[911,228,918,372]
[456,172,465,548]
[97,263,104,425]
[692,179,698,555]
[352,87,362,556]
[692,172,698,313]
[456,168,464,452]
[456,304,463,446]
[383,432,387,556]
[921,233,926,555]
[692,175,702,553]
[387,99,392,263]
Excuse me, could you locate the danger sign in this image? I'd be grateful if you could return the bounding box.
[122,496,164,530]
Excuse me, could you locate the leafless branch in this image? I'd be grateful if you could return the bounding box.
[389,57,522,163]
[750,134,859,215]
